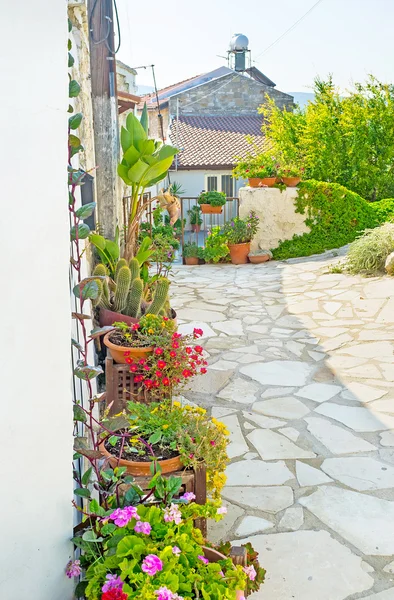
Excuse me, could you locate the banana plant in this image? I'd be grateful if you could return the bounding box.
[118,104,179,259]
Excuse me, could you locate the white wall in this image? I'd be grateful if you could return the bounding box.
[0,2,73,599]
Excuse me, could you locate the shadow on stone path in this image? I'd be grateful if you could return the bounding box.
[172,253,394,600]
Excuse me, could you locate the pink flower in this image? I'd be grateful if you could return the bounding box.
[155,347,164,355]
[134,521,152,535]
[217,506,227,515]
[154,587,184,600]
[102,574,123,592]
[172,546,181,556]
[193,328,203,338]
[210,440,216,446]
[109,505,139,527]
[142,554,163,576]
[65,559,81,578]
[163,503,182,524]
[198,555,209,565]
[180,491,195,502]
[243,564,257,581]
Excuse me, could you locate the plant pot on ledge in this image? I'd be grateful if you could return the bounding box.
[191,224,201,233]
[282,176,301,187]
[185,256,199,265]
[248,177,277,188]
[200,204,223,214]
[103,330,153,364]
[100,441,183,476]
[228,242,251,264]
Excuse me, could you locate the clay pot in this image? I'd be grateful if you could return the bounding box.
[200,204,223,214]
[282,176,301,187]
[228,242,251,265]
[202,547,245,599]
[185,256,199,265]
[192,224,201,233]
[248,253,271,264]
[103,331,153,364]
[248,177,277,188]
[100,442,183,476]
[99,308,138,328]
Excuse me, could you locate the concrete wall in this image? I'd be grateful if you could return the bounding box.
[170,170,244,198]
[170,72,294,116]
[239,187,310,251]
[0,1,73,598]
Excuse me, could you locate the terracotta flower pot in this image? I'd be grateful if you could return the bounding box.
[192,224,201,233]
[100,442,183,476]
[248,253,271,264]
[228,242,251,265]
[202,547,245,599]
[282,176,301,187]
[200,204,223,214]
[99,307,138,328]
[103,331,153,364]
[185,256,199,265]
[248,177,277,188]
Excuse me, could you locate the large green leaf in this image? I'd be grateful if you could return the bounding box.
[70,223,90,240]
[127,159,150,183]
[120,126,133,153]
[137,139,155,156]
[117,535,145,558]
[105,240,120,262]
[123,145,140,166]
[76,202,96,219]
[69,79,81,98]
[140,103,149,134]
[156,144,179,161]
[126,112,147,148]
[69,113,83,130]
[89,233,106,251]
[140,155,175,187]
[117,164,132,185]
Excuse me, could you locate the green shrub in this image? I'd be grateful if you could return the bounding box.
[345,223,394,275]
[202,226,230,263]
[272,180,379,260]
[198,191,226,207]
[371,197,394,224]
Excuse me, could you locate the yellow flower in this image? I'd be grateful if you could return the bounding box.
[162,424,169,430]
[185,405,193,411]
[173,401,181,408]
[150,407,159,414]
[161,322,166,327]
[196,407,206,415]
[148,328,154,334]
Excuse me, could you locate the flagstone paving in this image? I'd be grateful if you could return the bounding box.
[173,253,394,599]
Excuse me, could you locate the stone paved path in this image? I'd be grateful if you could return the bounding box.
[172,254,394,600]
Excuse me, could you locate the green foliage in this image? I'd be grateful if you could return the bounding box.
[202,227,230,263]
[129,257,140,281]
[223,211,259,245]
[149,278,170,315]
[198,191,226,207]
[188,204,203,226]
[272,180,379,260]
[89,233,120,277]
[125,277,144,318]
[233,151,278,180]
[113,266,132,312]
[261,75,394,201]
[169,181,186,196]
[183,242,200,258]
[344,223,394,275]
[371,197,394,224]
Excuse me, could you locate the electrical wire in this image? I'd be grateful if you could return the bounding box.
[89,0,121,54]
[253,0,324,61]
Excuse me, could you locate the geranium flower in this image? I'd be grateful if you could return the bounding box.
[243,565,257,581]
[163,503,182,524]
[65,559,81,578]
[217,506,227,515]
[141,554,163,576]
[172,546,181,555]
[109,506,139,527]
[102,590,128,600]
[180,491,195,502]
[134,521,152,535]
[198,555,209,565]
[102,574,123,593]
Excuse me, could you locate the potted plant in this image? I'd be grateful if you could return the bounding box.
[183,242,203,265]
[223,212,260,264]
[188,204,203,232]
[70,497,264,599]
[103,314,175,364]
[100,399,229,497]
[279,165,304,187]
[198,191,226,214]
[201,227,231,264]
[233,153,278,188]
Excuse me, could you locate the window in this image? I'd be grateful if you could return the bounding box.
[204,173,234,196]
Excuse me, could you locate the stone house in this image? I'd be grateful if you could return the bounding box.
[138,65,293,198]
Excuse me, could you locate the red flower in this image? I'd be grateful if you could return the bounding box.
[172,332,182,339]
[182,369,191,378]
[245,169,249,173]
[210,440,216,446]
[193,328,203,338]
[144,379,154,389]
[200,368,207,374]
[189,453,194,459]
[185,347,192,354]
[102,589,128,600]
[155,347,164,356]
[163,316,169,321]
[153,380,160,388]
[130,364,138,373]
[170,350,177,358]
[155,370,163,378]
[157,360,167,369]
[125,357,133,365]
[144,364,151,371]
[132,323,140,331]
[124,351,130,358]
[191,354,198,360]
[203,360,208,366]
[139,358,146,365]
[134,375,144,383]
[195,345,203,354]
[172,341,179,349]
[162,377,170,386]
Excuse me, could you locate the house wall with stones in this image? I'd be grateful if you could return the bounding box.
[169,72,293,117]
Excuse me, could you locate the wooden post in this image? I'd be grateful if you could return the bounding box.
[88,0,120,239]
[194,465,207,537]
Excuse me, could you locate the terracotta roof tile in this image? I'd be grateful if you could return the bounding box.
[169,115,268,169]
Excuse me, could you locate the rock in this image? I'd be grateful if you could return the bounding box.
[305,417,376,454]
[321,457,394,491]
[234,515,274,536]
[296,461,333,486]
[222,485,293,513]
[220,414,248,458]
[225,459,293,486]
[217,378,259,405]
[279,506,304,530]
[247,429,316,460]
[252,397,310,420]
[296,383,342,403]
[207,501,243,543]
[315,403,394,432]
[385,251,394,275]
[240,360,313,387]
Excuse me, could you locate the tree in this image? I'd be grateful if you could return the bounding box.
[260,75,394,201]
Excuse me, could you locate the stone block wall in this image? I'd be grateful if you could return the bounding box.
[169,72,294,116]
[239,187,310,251]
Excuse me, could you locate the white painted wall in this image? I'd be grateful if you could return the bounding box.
[0,2,73,599]
[170,170,244,198]
[239,186,310,251]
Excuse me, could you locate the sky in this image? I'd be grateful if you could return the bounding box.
[116,0,393,94]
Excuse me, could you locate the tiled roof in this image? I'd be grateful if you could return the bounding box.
[169,115,267,169]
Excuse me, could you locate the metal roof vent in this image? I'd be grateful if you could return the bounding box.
[228,34,250,72]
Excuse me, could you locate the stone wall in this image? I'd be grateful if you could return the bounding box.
[169,72,294,116]
[239,187,310,251]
